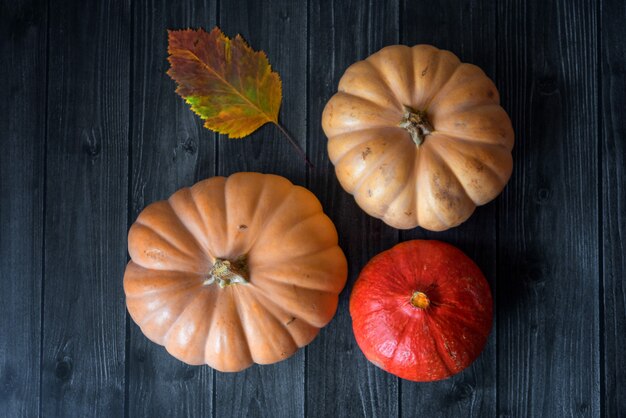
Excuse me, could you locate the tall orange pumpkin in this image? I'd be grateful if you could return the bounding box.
[124,173,348,371]
[323,44,514,231]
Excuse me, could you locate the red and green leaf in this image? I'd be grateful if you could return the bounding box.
[167,27,282,138]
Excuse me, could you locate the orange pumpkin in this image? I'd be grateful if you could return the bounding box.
[124,173,348,371]
[322,44,514,231]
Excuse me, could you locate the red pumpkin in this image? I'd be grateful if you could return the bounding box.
[349,240,492,381]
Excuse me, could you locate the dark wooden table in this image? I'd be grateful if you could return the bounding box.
[2,0,624,416]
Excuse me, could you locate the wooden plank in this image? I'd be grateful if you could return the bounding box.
[496,0,600,416]
[306,1,400,417]
[214,1,308,417]
[0,0,46,416]
[127,1,217,417]
[600,0,626,415]
[399,0,497,416]
[40,0,130,416]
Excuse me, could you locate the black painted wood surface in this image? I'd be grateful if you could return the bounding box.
[41,1,130,416]
[0,0,46,416]
[128,1,216,417]
[0,0,624,417]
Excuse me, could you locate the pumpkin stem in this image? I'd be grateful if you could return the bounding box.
[410,291,430,309]
[399,106,433,146]
[203,256,249,288]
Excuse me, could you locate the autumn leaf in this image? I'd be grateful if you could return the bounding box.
[167,27,282,138]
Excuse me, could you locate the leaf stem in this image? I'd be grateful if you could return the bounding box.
[274,122,314,169]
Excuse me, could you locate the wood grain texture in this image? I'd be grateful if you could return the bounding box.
[306,1,400,417]
[3,0,626,416]
[496,0,600,416]
[399,0,498,416]
[0,0,46,416]
[40,0,130,416]
[600,0,626,415]
[214,1,308,417]
[127,1,217,417]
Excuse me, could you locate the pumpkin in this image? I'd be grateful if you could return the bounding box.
[350,240,492,381]
[124,173,348,372]
[322,45,514,231]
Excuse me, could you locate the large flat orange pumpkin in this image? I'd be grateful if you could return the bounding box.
[323,45,514,231]
[124,173,348,371]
